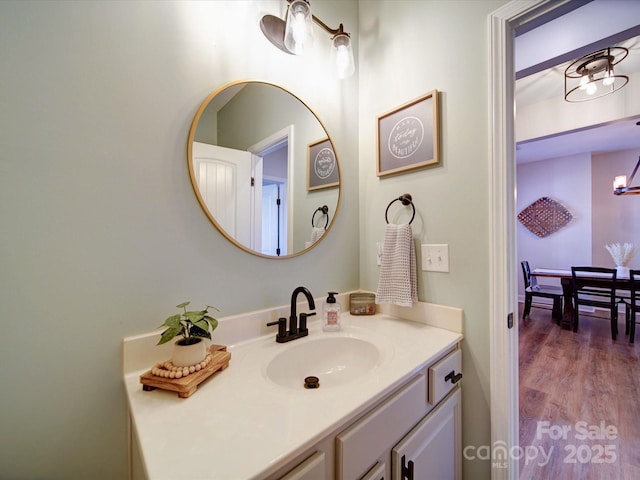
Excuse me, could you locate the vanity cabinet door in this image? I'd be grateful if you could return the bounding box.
[279,451,325,480]
[391,388,461,480]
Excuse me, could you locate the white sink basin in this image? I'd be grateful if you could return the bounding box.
[265,336,382,389]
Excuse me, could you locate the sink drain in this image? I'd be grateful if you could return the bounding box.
[304,376,320,389]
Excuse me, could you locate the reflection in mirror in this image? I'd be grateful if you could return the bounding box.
[188,81,341,258]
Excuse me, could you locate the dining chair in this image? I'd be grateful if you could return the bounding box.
[571,266,618,339]
[521,261,563,323]
[629,269,640,344]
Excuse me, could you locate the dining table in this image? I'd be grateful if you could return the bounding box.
[531,268,631,331]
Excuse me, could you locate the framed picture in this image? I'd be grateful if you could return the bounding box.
[377,90,440,177]
[307,138,339,191]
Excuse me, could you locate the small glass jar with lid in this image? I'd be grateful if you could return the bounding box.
[349,293,376,315]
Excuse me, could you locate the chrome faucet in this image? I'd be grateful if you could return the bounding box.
[266,286,316,343]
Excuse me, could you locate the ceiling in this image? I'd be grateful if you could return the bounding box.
[514,0,640,164]
[516,116,640,163]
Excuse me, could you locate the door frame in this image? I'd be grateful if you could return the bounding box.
[488,1,570,479]
[261,176,288,256]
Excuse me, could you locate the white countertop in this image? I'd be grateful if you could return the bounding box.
[124,312,462,479]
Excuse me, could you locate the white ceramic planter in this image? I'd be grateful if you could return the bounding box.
[617,265,630,278]
[172,338,207,367]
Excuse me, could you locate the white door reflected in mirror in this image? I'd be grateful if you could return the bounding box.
[193,142,262,251]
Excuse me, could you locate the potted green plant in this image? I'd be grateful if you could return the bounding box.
[157,301,219,367]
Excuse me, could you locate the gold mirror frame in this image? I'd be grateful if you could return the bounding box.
[187,80,341,258]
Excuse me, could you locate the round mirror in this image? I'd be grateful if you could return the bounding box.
[188,80,341,258]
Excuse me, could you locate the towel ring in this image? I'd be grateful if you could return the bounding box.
[312,205,329,228]
[385,194,415,225]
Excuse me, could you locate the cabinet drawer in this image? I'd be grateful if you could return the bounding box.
[428,348,462,405]
[336,374,426,480]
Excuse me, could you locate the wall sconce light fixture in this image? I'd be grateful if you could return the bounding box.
[260,0,355,79]
[613,121,640,196]
[564,46,629,102]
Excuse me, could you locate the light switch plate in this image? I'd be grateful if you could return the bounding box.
[422,244,449,272]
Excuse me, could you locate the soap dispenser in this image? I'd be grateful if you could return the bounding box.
[323,292,341,331]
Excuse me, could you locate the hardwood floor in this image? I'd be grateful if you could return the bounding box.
[519,303,640,479]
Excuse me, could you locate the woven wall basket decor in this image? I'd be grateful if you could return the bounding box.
[518,196,573,238]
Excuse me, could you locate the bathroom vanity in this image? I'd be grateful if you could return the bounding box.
[123,301,463,479]
[273,345,462,480]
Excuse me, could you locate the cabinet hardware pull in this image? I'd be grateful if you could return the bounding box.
[401,454,414,480]
[445,370,463,384]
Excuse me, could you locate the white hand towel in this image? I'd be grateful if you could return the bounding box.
[310,227,325,244]
[376,224,417,307]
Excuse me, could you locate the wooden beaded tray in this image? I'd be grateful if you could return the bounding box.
[140,345,231,398]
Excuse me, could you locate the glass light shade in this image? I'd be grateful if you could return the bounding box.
[585,81,597,96]
[284,0,314,55]
[603,68,615,86]
[332,33,355,79]
[614,175,628,189]
[579,75,589,90]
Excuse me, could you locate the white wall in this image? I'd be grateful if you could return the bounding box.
[517,154,592,291]
[358,1,506,478]
[592,148,640,269]
[0,1,359,478]
[516,71,640,143]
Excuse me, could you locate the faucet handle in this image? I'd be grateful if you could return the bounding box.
[266,318,287,338]
[299,312,316,332]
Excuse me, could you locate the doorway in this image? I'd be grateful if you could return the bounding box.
[248,126,294,257]
[490,2,640,479]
